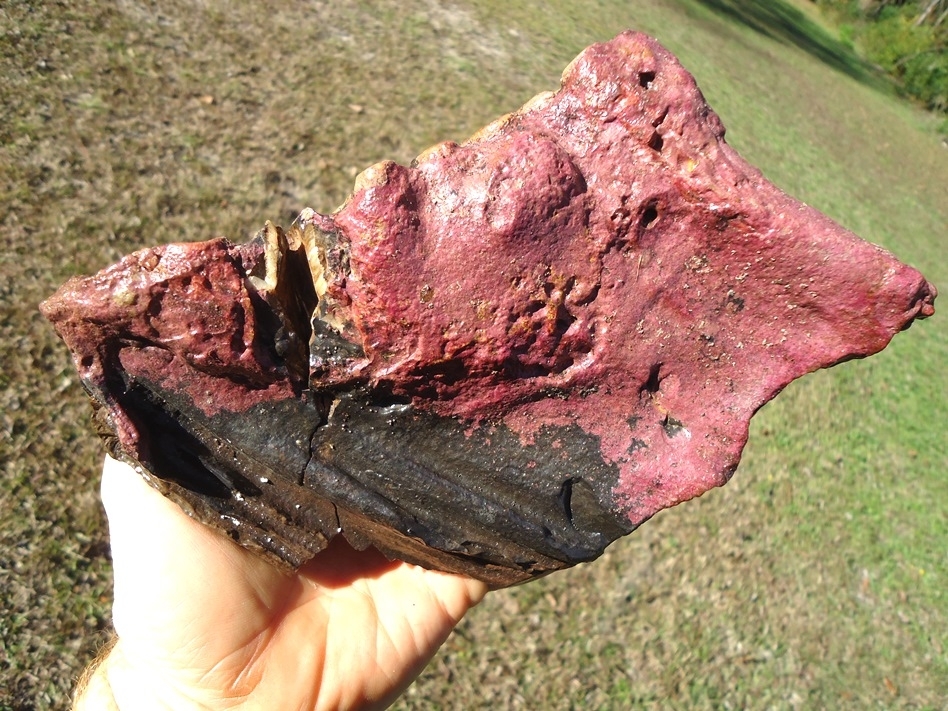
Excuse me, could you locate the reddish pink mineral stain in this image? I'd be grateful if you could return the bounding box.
[41,239,297,446]
[305,33,935,526]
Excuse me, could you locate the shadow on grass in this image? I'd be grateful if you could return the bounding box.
[693,0,891,91]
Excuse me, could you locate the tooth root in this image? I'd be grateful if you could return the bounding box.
[260,220,285,293]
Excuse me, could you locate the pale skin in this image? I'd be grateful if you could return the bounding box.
[75,456,488,710]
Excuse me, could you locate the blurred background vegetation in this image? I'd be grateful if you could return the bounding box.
[815,0,948,113]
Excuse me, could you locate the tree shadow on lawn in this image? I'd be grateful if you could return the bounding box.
[693,0,893,92]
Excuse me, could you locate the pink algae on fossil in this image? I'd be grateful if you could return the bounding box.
[41,31,935,586]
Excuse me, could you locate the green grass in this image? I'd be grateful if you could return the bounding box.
[1,0,945,708]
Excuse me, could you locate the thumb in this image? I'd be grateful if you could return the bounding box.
[101,456,296,660]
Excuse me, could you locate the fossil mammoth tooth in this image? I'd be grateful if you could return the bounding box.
[41,31,935,588]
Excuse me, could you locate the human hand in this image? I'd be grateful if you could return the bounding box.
[75,456,488,710]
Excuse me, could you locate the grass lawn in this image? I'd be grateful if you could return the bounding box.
[1,0,944,708]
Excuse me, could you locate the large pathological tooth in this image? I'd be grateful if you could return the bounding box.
[42,32,936,589]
